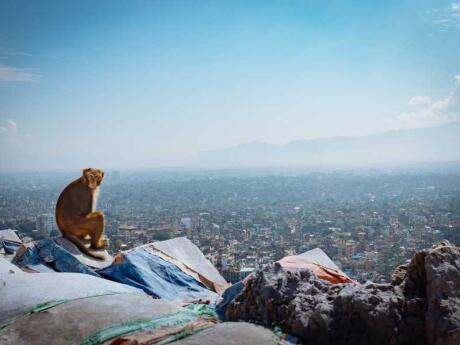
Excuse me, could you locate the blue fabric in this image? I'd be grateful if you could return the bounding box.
[100,249,217,301]
[13,239,218,302]
[215,281,244,319]
[12,242,53,273]
[13,239,100,276]
[0,240,21,254]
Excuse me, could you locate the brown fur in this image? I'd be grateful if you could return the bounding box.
[55,168,108,260]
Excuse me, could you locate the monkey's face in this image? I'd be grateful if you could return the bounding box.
[82,168,104,189]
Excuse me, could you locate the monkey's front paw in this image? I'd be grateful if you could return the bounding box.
[91,237,109,250]
[99,237,110,249]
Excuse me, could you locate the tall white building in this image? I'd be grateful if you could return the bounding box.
[36,213,55,236]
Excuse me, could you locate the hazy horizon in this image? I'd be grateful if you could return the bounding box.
[1,1,460,171]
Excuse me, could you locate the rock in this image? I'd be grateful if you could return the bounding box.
[226,241,460,345]
[424,241,460,345]
[391,262,408,286]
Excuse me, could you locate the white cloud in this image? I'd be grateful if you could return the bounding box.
[0,47,33,57]
[0,119,18,134]
[0,64,41,82]
[433,18,451,25]
[396,75,460,129]
[429,2,460,29]
[455,74,460,85]
[452,2,460,13]
[407,96,431,107]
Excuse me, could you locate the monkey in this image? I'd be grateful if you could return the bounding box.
[55,168,109,260]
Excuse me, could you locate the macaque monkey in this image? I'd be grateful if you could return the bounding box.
[55,168,108,260]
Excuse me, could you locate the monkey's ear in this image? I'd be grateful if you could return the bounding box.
[82,168,91,177]
[100,170,105,179]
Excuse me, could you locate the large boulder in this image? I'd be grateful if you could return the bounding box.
[226,241,460,345]
[423,242,460,345]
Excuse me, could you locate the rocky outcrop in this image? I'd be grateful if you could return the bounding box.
[226,241,460,345]
[424,242,460,345]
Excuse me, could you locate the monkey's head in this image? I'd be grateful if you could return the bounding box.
[82,168,105,189]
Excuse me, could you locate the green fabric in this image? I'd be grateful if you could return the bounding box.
[273,326,298,344]
[155,325,208,345]
[0,293,122,332]
[0,295,217,345]
[80,304,217,345]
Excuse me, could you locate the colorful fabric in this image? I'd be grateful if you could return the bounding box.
[0,240,21,254]
[278,255,357,284]
[12,239,220,303]
[12,240,100,276]
[81,304,218,345]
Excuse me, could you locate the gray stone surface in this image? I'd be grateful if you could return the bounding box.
[227,241,460,345]
[424,242,460,345]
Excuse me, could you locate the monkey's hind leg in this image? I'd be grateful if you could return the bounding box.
[78,211,107,250]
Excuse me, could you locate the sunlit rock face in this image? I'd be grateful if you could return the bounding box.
[423,242,460,345]
[227,241,460,345]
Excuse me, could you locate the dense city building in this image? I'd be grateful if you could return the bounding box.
[1,169,459,282]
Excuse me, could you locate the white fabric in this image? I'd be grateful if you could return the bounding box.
[143,237,228,289]
[0,230,22,244]
[0,267,143,325]
[299,248,342,272]
[54,237,114,269]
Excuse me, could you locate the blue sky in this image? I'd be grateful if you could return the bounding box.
[0,0,459,171]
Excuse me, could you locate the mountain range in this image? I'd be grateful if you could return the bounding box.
[193,122,460,168]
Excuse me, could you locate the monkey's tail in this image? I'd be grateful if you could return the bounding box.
[64,233,106,260]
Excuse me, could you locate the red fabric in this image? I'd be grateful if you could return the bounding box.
[278,255,357,284]
[107,317,218,345]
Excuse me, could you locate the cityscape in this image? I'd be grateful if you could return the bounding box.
[1,168,459,283]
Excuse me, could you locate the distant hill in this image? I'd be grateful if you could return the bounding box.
[194,122,460,168]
